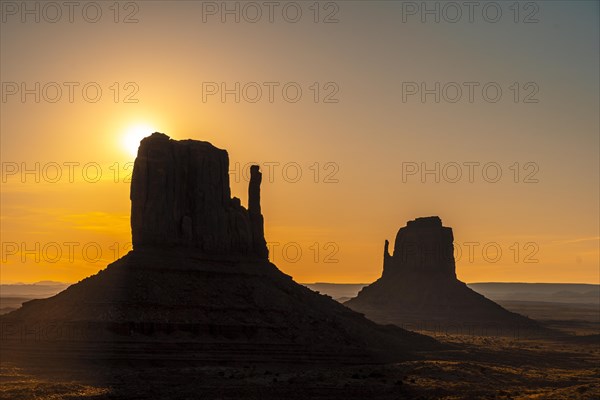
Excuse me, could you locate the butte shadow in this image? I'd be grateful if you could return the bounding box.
[345,217,546,337]
[1,133,441,366]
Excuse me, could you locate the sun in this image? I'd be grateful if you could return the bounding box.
[122,124,156,157]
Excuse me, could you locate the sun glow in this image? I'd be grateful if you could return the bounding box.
[122,124,156,157]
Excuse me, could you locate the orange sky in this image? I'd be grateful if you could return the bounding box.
[1,1,598,284]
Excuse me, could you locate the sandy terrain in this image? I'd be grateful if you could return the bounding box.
[2,330,598,400]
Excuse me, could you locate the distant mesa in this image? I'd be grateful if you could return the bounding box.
[345,216,543,336]
[1,133,440,364]
[381,216,456,281]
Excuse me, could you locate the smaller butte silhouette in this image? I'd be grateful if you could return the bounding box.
[1,133,440,364]
[345,217,542,336]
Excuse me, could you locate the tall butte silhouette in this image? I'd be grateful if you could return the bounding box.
[1,133,439,364]
[345,217,542,336]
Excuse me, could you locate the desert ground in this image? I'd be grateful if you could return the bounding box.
[1,330,598,400]
[2,283,598,399]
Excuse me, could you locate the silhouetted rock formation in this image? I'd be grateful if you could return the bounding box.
[346,217,542,337]
[382,216,455,280]
[248,165,268,259]
[1,134,440,364]
[131,132,268,259]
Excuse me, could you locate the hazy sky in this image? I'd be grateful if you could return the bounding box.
[1,1,598,284]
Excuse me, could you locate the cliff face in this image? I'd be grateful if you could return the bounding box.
[130,132,267,259]
[383,216,456,280]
